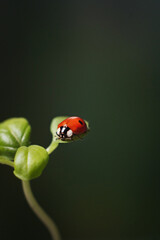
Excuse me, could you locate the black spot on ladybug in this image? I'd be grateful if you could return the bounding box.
[79,120,83,125]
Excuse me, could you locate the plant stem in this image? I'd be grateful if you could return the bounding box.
[46,141,59,155]
[22,180,61,240]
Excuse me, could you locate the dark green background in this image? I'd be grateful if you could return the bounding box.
[0,1,160,240]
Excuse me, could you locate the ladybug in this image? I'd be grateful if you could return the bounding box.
[56,116,87,140]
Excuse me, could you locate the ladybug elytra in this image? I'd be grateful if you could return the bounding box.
[56,116,87,140]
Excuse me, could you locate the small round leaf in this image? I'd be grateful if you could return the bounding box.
[0,118,31,160]
[14,145,49,180]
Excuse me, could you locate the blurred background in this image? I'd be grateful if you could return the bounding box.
[0,1,160,240]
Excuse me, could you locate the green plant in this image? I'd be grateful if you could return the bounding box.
[0,116,89,240]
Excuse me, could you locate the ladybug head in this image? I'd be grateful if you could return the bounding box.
[56,125,73,140]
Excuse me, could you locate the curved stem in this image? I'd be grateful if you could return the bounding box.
[22,180,61,240]
[46,141,59,155]
[0,158,14,168]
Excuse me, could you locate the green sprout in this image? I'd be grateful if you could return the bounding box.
[0,116,89,240]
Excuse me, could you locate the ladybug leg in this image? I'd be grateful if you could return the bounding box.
[58,137,71,141]
[65,137,72,141]
[60,138,65,141]
[55,136,60,141]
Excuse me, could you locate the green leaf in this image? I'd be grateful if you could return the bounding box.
[0,156,14,168]
[0,118,31,160]
[14,145,49,180]
[50,116,89,143]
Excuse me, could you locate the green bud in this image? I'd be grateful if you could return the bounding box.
[14,145,49,180]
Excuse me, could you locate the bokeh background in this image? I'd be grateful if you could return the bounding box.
[0,1,160,240]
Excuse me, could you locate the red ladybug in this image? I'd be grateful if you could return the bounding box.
[56,116,87,140]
